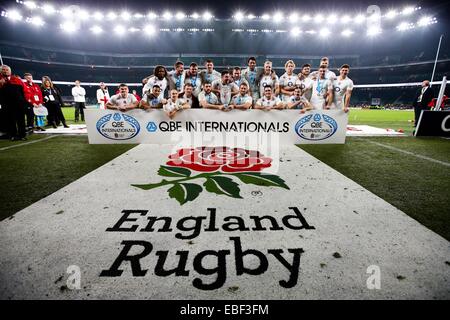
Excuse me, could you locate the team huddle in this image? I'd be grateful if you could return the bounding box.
[105,57,354,118]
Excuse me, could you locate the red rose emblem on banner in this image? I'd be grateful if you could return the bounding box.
[132,146,289,205]
[166,146,272,172]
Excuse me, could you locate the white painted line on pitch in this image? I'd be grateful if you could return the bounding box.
[367,140,450,167]
[0,135,61,151]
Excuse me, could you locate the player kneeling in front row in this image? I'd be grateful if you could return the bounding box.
[287,87,313,113]
[105,83,139,112]
[230,83,253,110]
[163,89,190,119]
[139,85,167,110]
[255,85,284,110]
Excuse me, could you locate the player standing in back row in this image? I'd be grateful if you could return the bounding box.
[279,60,299,102]
[332,64,353,113]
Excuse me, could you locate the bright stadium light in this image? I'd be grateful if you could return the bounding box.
[341,29,354,37]
[7,10,23,21]
[234,11,245,21]
[129,27,140,32]
[289,12,298,23]
[319,27,330,37]
[314,14,324,23]
[147,12,158,19]
[417,16,433,27]
[162,11,173,20]
[248,14,256,20]
[328,14,338,24]
[354,14,365,24]
[114,25,126,36]
[107,12,117,20]
[397,22,411,31]
[60,21,78,33]
[386,10,397,19]
[90,25,103,34]
[121,11,131,21]
[261,13,270,20]
[93,12,104,20]
[273,12,283,23]
[134,13,144,19]
[42,4,55,15]
[192,12,200,19]
[175,12,186,20]
[144,24,156,35]
[202,11,213,21]
[23,1,37,10]
[61,7,73,18]
[79,9,89,21]
[367,26,382,36]
[30,16,45,27]
[342,15,351,23]
[402,7,415,15]
[302,14,311,22]
[290,27,301,37]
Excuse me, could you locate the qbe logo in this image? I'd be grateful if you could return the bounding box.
[96,113,140,140]
[147,122,158,132]
[295,113,338,141]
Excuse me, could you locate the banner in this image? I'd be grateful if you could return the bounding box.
[415,110,450,137]
[85,109,348,145]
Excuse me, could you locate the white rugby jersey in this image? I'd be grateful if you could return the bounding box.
[211,79,239,105]
[163,99,184,113]
[259,73,279,97]
[309,69,337,81]
[279,72,299,101]
[200,69,221,84]
[198,91,219,105]
[142,93,163,108]
[332,77,354,109]
[289,95,309,109]
[242,67,259,92]
[184,73,202,97]
[231,94,252,106]
[168,70,185,92]
[295,77,314,101]
[310,78,333,110]
[143,76,168,100]
[256,96,282,108]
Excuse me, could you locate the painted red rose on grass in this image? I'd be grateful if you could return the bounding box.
[166,146,272,173]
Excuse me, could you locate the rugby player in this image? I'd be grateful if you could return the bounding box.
[332,64,354,113]
[168,61,185,93]
[279,60,299,102]
[199,59,221,85]
[310,57,337,80]
[242,57,259,104]
[211,70,239,106]
[140,85,167,110]
[310,66,333,110]
[184,62,202,98]
[198,82,227,110]
[105,83,139,111]
[255,85,284,110]
[296,64,314,101]
[230,83,253,110]
[142,65,169,99]
[163,89,190,119]
[257,61,279,98]
[287,87,313,113]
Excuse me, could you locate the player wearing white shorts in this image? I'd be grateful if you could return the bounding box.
[242,57,259,104]
[296,64,314,101]
[332,64,353,112]
[163,89,190,119]
[199,59,221,85]
[255,86,284,110]
[287,87,313,113]
[279,60,299,102]
[142,65,169,100]
[310,57,337,81]
[168,61,185,93]
[230,83,253,110]
[258,61,279,98]
[184,62,202,98]
[211,70,239,106]
[310,66,333,110]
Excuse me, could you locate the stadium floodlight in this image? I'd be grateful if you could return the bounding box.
[341,29,354,37]
[248,14,256,20]
[192,12,200,19]
[261,13,270,20]
[162,11,173,20]
[386,10,397,19]
[147,12,158,19]
[273,12,283,23]
[342,15,351,24]
[354,14,365,24]
[289,12,299,23]
[79,9,89,21]
[7,10,23,21]
[202,11,213,21]
[90,25,103,34]
[234,11,245,21]
[397,22,411,31]
[107,12,117,20]
[61,7,73,18]
[328,14,338,24]
[129,27,140,32]
[60,21,78,33]
[134,13,144,19]
[143,24,156,35]
[23,1,37,10]
[93,12,104,20]
[305,30,316,34]
[114,25,126,36]
[367,26,382,36]
[290,27,301,37]
[319,28,330,37]
[417,16,432,27]
[42,4,55,15]
[30,16,45,27]
[121,11,131,21]
[302,14,311,22]
[314,14,324,23]
[175,12,186,20]
[402,7,415,15]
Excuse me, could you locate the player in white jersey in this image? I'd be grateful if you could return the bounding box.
[142,65,169,100]
[199,59,221,85]
[211,70,239,106]
[310,66,333,110]
[198,82,227,110]
[140,85,167,110]
[296,64,314,101]
[230,83,253,110]
[231,67,249,90]
[258,61,279,98]
[332,64,354,112]
[105,84,139,111]
[168,61,185,93]
[310,57,337,81]
[255,86,284,110]
[279,60,299,102]
[184,62,202,98]
[287,87,313,113]
[242,57,259,104]
[163,89,190,119]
